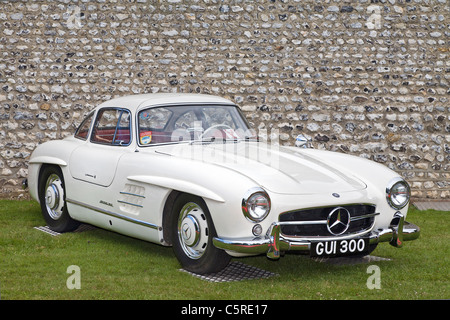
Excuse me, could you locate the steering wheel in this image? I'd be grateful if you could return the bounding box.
[199,124,233,140]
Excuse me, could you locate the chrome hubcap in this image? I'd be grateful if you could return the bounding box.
[177,202,209,260]
[181,215,200,247]
[44,174,64,220]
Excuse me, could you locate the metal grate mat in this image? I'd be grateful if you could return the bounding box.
[34,226,61,237]
[34,224,96,236]
[180,261,278,283]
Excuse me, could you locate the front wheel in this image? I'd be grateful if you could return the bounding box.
[171,194,230,274]
[38,166,80,233]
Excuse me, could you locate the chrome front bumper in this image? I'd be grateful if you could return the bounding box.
[213,212,420,259]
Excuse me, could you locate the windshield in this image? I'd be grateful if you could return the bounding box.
[137,105,257,146]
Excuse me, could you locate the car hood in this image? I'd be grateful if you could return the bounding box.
[154,142,367,195]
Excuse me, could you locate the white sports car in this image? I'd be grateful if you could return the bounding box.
[27,93,420,274]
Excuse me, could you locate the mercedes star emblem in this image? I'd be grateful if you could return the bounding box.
[327,207,351,235]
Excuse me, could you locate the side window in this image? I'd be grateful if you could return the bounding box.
[74,112,94,140]
[91,108,131,146]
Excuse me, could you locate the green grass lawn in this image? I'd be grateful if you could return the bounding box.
[0,200,448,300]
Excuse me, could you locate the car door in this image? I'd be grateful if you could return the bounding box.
[69,107,132,187]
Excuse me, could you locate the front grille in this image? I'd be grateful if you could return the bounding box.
[279,204,377,238]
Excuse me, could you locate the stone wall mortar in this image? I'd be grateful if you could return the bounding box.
[0,0,448,200]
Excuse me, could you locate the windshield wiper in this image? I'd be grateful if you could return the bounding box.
[189,137,216,145]
[189,136,259,145]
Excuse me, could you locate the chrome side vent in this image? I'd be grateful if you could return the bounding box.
[118,184,146,214]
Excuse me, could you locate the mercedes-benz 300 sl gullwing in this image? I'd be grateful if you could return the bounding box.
[27,93,420,274]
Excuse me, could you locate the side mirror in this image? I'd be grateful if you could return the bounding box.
[295,134,312,148]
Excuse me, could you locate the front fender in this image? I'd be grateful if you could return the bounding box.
[29,156,67,167]
[127,175,225,203]
[28,138,79,202]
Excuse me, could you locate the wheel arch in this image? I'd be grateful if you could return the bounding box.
[161,190,218,247]
[28,156,68,202]
[162,189,181,246]
[30,156,67,168]
[37,163,64,196]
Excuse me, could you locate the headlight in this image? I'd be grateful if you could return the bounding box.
[242,188,271,222]
[386,178,410,209]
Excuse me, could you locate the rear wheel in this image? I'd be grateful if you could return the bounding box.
[171,194,230,274]
[38,166,80,233]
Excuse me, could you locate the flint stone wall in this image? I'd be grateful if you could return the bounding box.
[0,0,449,200]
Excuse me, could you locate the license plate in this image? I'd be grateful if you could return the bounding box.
[310,238,369,258]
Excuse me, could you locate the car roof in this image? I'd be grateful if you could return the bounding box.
[97,93,236,112]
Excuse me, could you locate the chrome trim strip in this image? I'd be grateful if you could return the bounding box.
[278,220,327,226]
[276,212,379,226]
[350,212,380,221]
[279,203,376,217]
[281,221,375,242]
[119,191,146,198]
[117,200,144,208]
[66,198,158,230]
